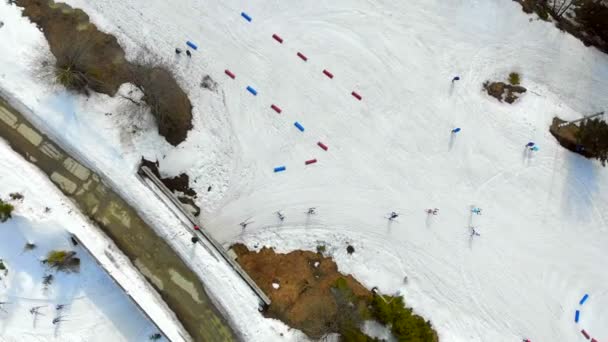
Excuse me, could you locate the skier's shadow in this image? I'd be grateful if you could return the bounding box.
[386,220,394,235]
[448,133,456,151]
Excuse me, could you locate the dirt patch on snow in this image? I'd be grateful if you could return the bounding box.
[232,243,373,339]
[140,158,200,216]
[14,0,192,145]
[549,117,595,159]
[483,81,527,104]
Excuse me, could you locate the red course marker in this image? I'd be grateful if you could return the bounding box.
[272,34,283,43]
[297,52,308,61]
[351,91,362,100]
[317,142,328,151]
[271,104,282,113]
[591,339,597,342]
[581,330,590,339]
[305,159,317,165]
[322,69,334,79]
[224,69,236,79]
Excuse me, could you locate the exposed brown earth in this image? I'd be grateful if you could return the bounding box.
[14,0,192,145]
[549,117,595,158]
[483,81,527,104]
[140,158,200,216]
[232,243,373,339]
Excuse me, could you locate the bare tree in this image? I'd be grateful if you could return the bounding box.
[552,0,577,18]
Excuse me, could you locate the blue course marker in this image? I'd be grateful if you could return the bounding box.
[241,12,252,22]
[274,166,286,173]
[580,294,589,305]
[186,41,198,50]
[575,310,580,323]
[294,122,305,132]
[246,86,258,96]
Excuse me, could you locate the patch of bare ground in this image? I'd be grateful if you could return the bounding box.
[14,0,192,145]
[550,117,597,159]
[232,244,438,341]
[140,158,200,217]
[483,81,527,104]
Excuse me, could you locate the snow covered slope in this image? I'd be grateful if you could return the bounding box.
[0,140,166,342]
[1,0,608,341]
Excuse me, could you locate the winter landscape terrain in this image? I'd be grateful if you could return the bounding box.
[0,139,166,342]
[1,0,608,341]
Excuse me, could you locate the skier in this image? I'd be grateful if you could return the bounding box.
[451,127,461,134]
[52,316,66,325]
[175,48,182,54]
[470,226,480,237]
[432,208,439,215]
[452,76,460,82]
[526,141,535,149]
[193,225,200,231]
[307,207,316,215]
[389,212,398,220]
[186,50,192,58]
[191,236,199,244]
[29,306,45,316]
[239,221,248,229]
[530,146,539,152]
[55,304,65,311]
[471,207,482,215]
[277,211,285,221]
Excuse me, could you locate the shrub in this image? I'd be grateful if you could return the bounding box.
[46,250,80,273]
[370,294,438,342]
[0,259,6,271]
[508,72,521,85]
[316,245,326,254]
[576,117,608,166]
[0,200,14,222]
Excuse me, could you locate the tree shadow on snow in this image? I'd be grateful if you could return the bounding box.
[561,152,598,224]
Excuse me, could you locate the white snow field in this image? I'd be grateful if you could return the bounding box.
[1,0,608,341]
[0,140,170,342]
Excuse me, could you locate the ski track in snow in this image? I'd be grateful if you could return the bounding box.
[1,0,608,341]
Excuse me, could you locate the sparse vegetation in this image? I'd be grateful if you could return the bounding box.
[508,72,521,85]
[45,250,80,273]
[0,199,14,222]
[515,0,608,54]
[316,244,327,254]
[371,294,438,342]
[347,245,355,254]
[19,0,193,145]
[331,277,379,342]
[0,259,7,276]
[576,117,608,166]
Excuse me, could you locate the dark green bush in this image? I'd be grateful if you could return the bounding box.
[576,118,608,166]
[0,199,14,222]
[371,294,437,342]
[508,72,521,85]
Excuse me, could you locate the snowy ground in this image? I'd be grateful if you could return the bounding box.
[0,140,168,342]
[1,0,608,341]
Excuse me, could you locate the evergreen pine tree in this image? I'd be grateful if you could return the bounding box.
[576,117,608,166]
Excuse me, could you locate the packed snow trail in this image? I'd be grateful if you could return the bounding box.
[2,0,608,341]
